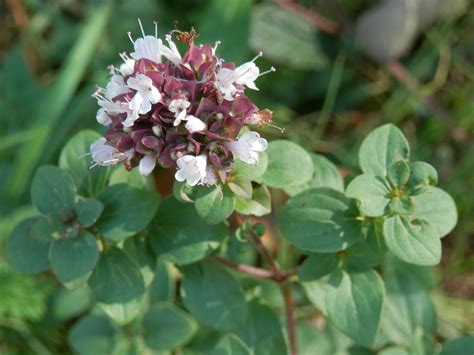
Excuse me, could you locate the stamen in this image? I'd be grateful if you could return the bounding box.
[89,162,98,170]
[266,122,285,133]
[212,41,221,54]
[251,51,263,63]
[78,152,91,159]
[258,66,276,77]
[138,18,146,38]
[127,31,134,45]
[154,21,158,38]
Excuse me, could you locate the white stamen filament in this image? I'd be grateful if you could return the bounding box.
[138,18,146,38]
[259,66,276,77]
[251,51,263,63]
[127,31,134,45]
[153,21,158,38]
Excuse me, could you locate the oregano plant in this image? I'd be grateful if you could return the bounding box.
[5,21,461,355]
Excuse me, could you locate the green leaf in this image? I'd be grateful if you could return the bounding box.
[262,140,314,188]
[59,130,111,197]
[210,334,252,355]
[198,0,251,63]
[412,186,457,238]
[381,270,437,345]
[383,216,441,265]
[440,336,474,355]
[278,188,361,253]
[49,231,99,289]
[98,295,144,325]
[149,260,175,303]
[108,164,149,189]
[74,198,104,228]
[31,165,76,215]
[88,247,145,304]
[388,196,414,215]
[388,160,410,187]
[149,197,226,265]
[96,184,159,241]
[228,176,253,199]
[407,162,438,190]
[346,224,386,271]
[235,300,287,355]
[326,270,385,346]
[250,4,328,69]
[298,253,339,281]
[68,314,117,355]
[346,174,391,217]
[359,124,410,176]
[5,218,52,274]
[52,286,93,321]
[143,302,197,351]
[232,152,268,183]
[123,236,157,287]
[194,185,236,224]
[285,154,344,196]
[181,260,247,331]
[235,185,272,216]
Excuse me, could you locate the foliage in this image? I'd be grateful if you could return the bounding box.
[0,0,473,354]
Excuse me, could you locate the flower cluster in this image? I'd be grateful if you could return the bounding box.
[90,20,275,186]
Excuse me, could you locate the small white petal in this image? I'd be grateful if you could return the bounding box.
[226,131,268,165]
[120,59,135,76]
[96,108,112,126]
[139,155,156,176]
[184,115,207,133]
[175,154,208,186]
[90,138,127,166]
[131,36,162,63]
[235,62,259,90]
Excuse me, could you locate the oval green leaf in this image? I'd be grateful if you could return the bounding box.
[235,185,272,217]
[262,140,314,188]
[143,302,197,351]
[383,216,441,266]
[181,261,247,331]
[31,165,76,215]
[326,270,385,346]
[278,188,361,253]
[96,184,159,241]
[68,314,117,355]
[88,247,145,304]
[49,231,99,289]
[346,173,391,217]
[194,185,236,224]
[359,124,410,176]
[5,218,52,274]
[74,198,104,228]
[149,197,227,265]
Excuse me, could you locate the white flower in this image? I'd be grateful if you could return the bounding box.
[202,166,217,186]
[106,75,131,98]
[161,34,182,65]
[96,108,112,126]
[184,115,207,133]
[139,154,156,176]
[127,74,161,115]
[175,154,207,186]
[90,138,133,167]
[128,20,162,63]
[234,62,259,90]
[169,98,191,126]
[215,68,239,101]
[120,58,136,76]
[226,131,268,164]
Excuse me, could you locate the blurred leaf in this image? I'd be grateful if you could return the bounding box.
[5,218,52,274]
[7,2,114,200]
[149,260,175,304]
[232,152,268,183]
[210,334,252,355]
[197,0,251,63]
[74,198,104,228]
[52,286,92,321]
[143,302,197,351]
[97,295,144,325]
[149,197,226,265]
[250,4,328,69]
[68,313,117,355]
[440,335,474,355]
[181,260,247,331]
[299,253,339,282]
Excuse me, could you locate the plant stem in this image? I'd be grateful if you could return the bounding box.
[211,256,275,279]
[282,283,298,355]
[249,234,283,279]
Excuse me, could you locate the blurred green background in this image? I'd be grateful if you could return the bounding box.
[0,0,472,353]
